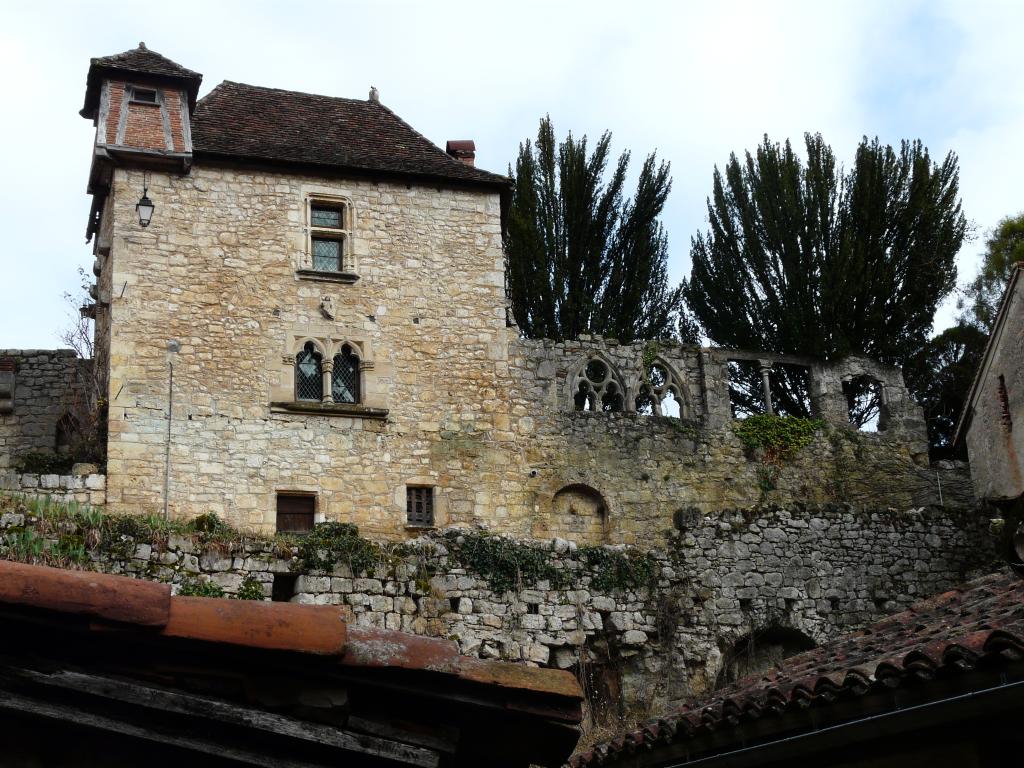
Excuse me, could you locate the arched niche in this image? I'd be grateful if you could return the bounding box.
[533,483,609,545]
[719,626,816,685]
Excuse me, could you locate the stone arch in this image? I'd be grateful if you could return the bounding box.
[567,353,628,413]
[292,336,329,358]
[718,626,816,685]
[533,483,609,545]
[636,356,691,419]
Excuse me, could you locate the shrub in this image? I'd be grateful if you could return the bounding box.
[235,577,266,600]
[177,579,225,598]
[13,452,74,475]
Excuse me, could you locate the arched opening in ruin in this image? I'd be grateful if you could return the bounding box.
[534,484,609,545]
[54,412,81,456]
[572,357,626,413]
[718,626,816,685]
[843,375,889,432]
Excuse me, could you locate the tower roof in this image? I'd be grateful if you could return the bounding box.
[80,42,203,118]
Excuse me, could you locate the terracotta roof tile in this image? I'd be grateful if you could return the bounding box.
[569,568,1024,767]
[190,81,510,188]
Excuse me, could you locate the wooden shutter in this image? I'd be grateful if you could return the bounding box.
[276,494,315,533]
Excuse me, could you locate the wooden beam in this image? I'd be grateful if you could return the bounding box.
[11,666,438,768]
[0,689,333,768]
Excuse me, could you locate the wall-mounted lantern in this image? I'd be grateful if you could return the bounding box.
[136,172,155,227]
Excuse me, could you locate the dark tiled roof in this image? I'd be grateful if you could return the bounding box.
[81,43,202,117]
[90,42,202,80]
[570,569,1024,767]
[190,81,510,188]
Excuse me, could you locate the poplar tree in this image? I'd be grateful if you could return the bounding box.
[505,117,685,343]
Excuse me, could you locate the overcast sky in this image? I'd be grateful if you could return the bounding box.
[2,0,1022,349]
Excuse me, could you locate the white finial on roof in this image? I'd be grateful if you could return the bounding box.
[369,86,379,103]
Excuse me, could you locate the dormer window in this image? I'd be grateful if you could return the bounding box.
[130,87,158,104]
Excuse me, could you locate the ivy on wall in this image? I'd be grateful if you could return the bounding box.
[734,415,824,463]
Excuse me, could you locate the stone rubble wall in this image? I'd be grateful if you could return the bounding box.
[0,470,106,506]
[0,501,995,714]
[507,337,975,544]
[0,350,90,469]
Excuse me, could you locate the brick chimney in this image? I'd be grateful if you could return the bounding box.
[446,140,476,167]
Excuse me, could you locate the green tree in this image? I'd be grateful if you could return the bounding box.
[959,212,1024,331]
[903,322,987,458]
[506,117,684,343]
[685,133,966,424]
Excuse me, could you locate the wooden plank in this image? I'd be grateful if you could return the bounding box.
[0,560,170,627]
[0,689,333,768]
[162,596,347,655]
[12,666,439,768]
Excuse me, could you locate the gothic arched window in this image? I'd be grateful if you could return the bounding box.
[295,342,323,401]
[332,344,361,404]
[573,359,624,413]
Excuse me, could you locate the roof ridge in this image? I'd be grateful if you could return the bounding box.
[216,80,373,106]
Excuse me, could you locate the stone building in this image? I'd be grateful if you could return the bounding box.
[957,262,1023,508]
[0,44,971,539]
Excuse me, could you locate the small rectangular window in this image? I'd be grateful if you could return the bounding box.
[276,493,315,533]
[131,88,158,104]
[406,486,434,527]
[307,199,352,275]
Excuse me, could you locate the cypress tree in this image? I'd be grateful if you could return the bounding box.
[506,117,684,343]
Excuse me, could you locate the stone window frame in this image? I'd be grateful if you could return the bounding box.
[635,356,691,419]
[395,479,448,531]
[271,333,387,419]
[567,353,628,413]
[405,485,435,528]
[297,193,359,284]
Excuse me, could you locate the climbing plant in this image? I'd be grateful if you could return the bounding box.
[734,415,823,464]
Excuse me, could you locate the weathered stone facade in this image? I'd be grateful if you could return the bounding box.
[960,264,1023,505]
[0,350,90,469]
[0,497,996,716]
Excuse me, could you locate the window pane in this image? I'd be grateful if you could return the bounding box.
[295,344,322,401]
[312,238,341,271]
[332,347,360,404]
[311,206,343,228]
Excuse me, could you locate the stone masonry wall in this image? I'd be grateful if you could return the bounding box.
[0,469,106,506]
[0,497,996,717]
[99,165,510,533]
[0,350,89,469]
[76,162,974,542]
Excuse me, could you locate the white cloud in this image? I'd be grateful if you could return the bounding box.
[1,0,1021,346]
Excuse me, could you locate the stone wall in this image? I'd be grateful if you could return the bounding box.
[0,497,995,716]
[504,338,974,544]
[963,266,1023,504]
[0,350,90,469]
[0,469,106,506]
[61,162,974,540]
